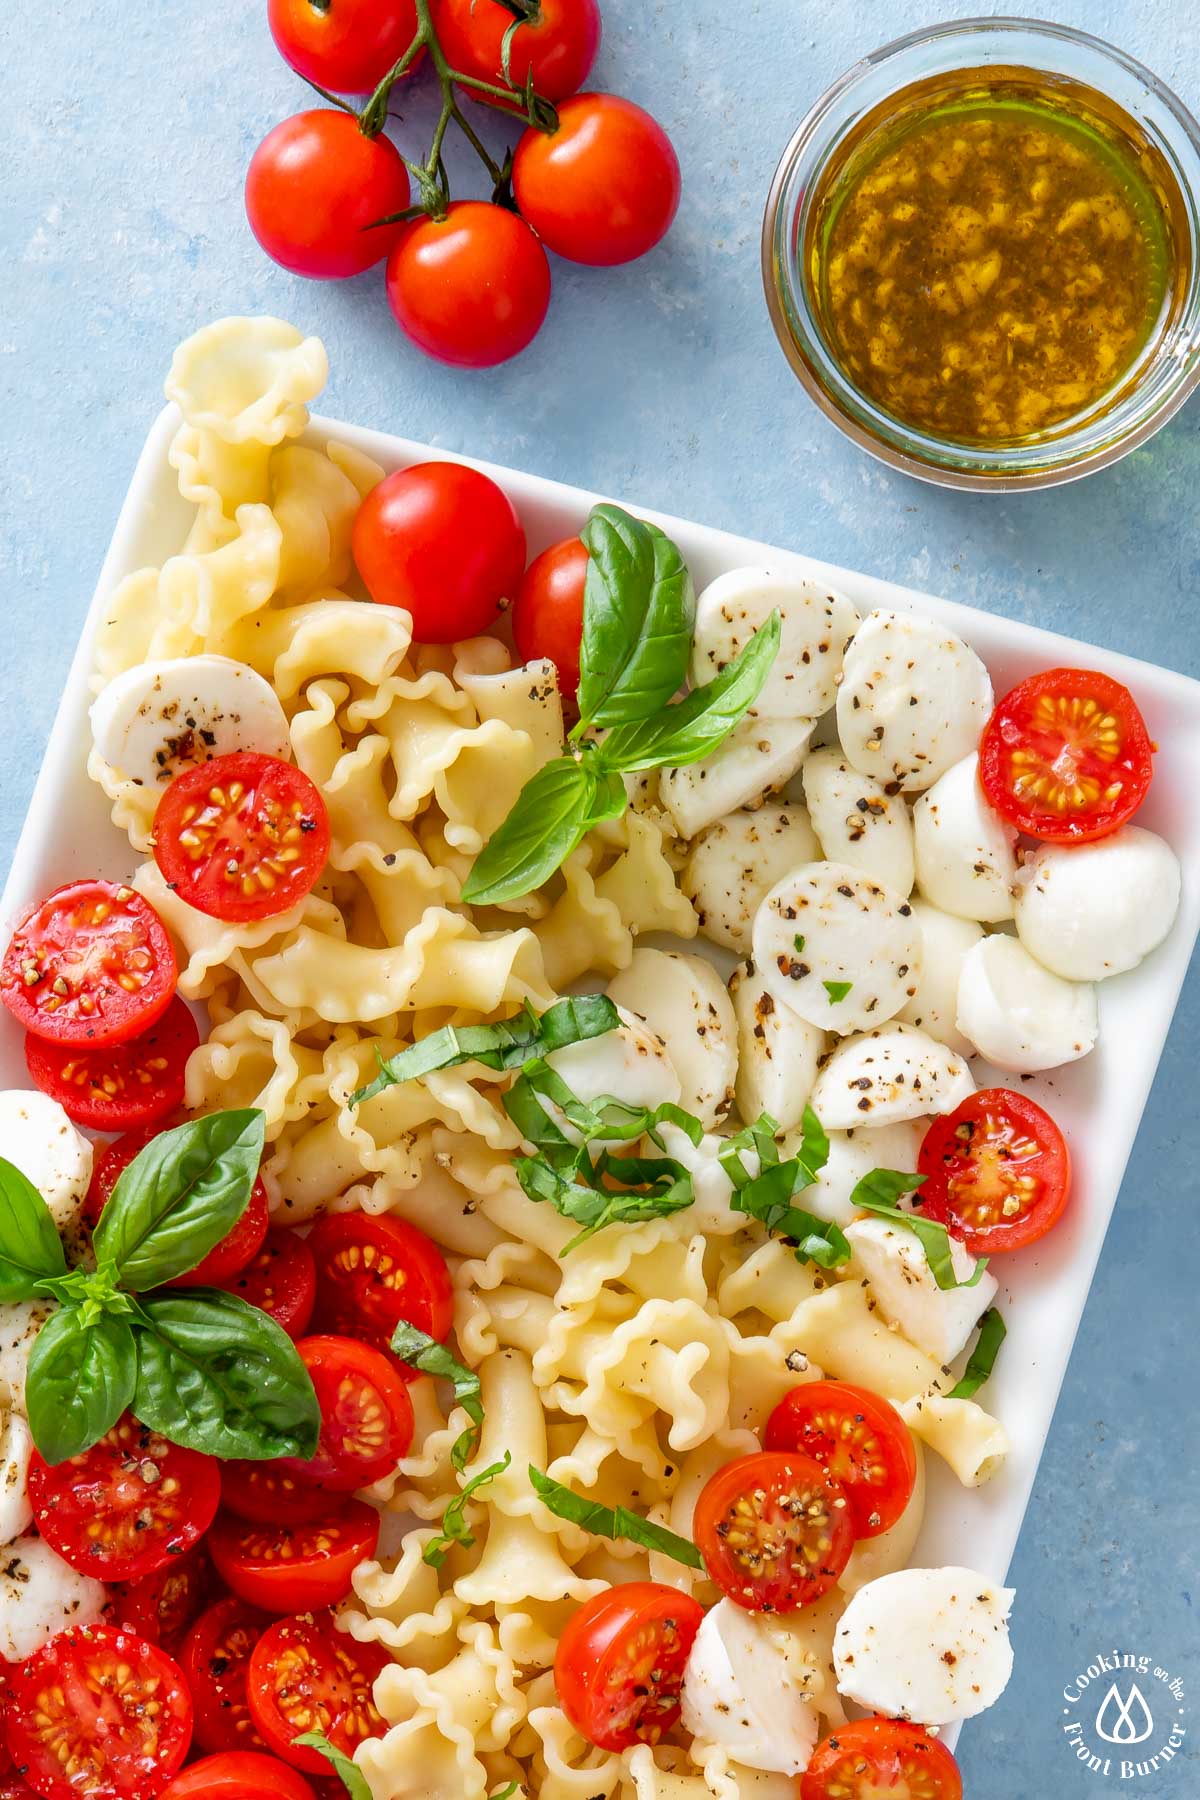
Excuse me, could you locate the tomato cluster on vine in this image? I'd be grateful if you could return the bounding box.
[247,0,682,367]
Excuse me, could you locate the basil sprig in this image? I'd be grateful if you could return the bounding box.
[850,1169,989,1291]
[529,1466,703,1570]
[460,504,780,907]
[719,1107,851,1271]
[292,1735,371,1800]
[11,1111,319,1467]
[946,1307,1007,1398]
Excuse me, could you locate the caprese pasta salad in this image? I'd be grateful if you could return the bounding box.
[0,316,1181,1800]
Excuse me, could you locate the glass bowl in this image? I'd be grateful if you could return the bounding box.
[762,16,1200,490]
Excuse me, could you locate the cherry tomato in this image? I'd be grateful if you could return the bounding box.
[917,1088,1071,1254]
[386,201,551,369]
[163,1750,318,1800]
[6,1625,193,1800]
[281,1336,414,1490]
[29,1414,221,1583]
[208,1500,381,1614]
[220,1459,330,1527]
[512,94,681,265]
[0,1782,37,1799]
[353,461,526,641]
[247,1614,389,1772]
[24,994,199,1132]
[512,537,588,700]
[801,1718,963,1800]
[436,0,600,104]
[218,1226,316,1338]
[764,1381,917,1538]
[268,0,420,93]
[109,1543,213,1652]
[308,1213,453,1373]
[693,1451,855,1613]
[979,667,1154,843]
[1,879,175,1048]
[182,1597,273,1756]
[555,1583,704,1752]
[153,751,330,924]
[246,110,410,280]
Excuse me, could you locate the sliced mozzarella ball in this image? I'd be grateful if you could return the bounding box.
[684,805,820,955]
[778,1122,924,1227]
[897,899,983,1058]
[0,1406,33,1547]
[0,1302,53,1413]
[913,754,1017,922]
[0,1093,91,1233]
[811,1024,974,1128]
[802,748,915,896]
[1013,826,1182,981]
[752,863,921,1034]
[0,1532,106,1662]
[845,1217,997,1365]
[956,935,1098,1073]
[730,963,825,1134]
[608,950,737,1129]
[837,612,993,793]
[834,1566,1014,1723]
[89,655,291,788]
[654,1124,742,1236]
[660,717,816,841]
[544,1004,680,1146]
[682,1598,822,1775]
[690,568,859,721]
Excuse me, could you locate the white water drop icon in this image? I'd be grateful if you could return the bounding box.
[1095,1682,1155,1746]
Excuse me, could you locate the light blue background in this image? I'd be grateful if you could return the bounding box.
[3,2,1197,1793]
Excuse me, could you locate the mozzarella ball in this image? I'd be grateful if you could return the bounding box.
[545,1003,681,1145]
[956,934,1098,1073]
[660,717,816,840]
[834,1567,1014,1723]
[0,1302,53,1413]
[654,1123,742,1237]
[1014,826,1182,981]
[608,950,738,1129]
[779,1121,925,1227]
[730,962,825,1133]
[913,754,1018,922]
[0,1533,106,1662]
[845,1217,998,1364]
[90,655,291,788]
[684,805,820,954]
[837,612,993,793]
[690,568,860,721]
[897,899,983,1058]
[682,1598,822,1775]
[753,863,921,1034]
[803,748,915,895]
[811,1023,974,1128]
[0,1093,91,1234]
[0,1406,32,1547]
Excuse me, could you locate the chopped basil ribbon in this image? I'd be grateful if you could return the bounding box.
[822,979,853,1003]
[20,1109,319,1467]
[850,1169,989,1292]
[946,1308,1007,1398]
[424,1453,512,1568]
[529,1466,703,1570]
[489,1785,521,1800]
[292,1735,371,1800]
[391,1322,482,1469]
[719,1106,850,1271]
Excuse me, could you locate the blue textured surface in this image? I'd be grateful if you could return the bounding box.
[3,2,1197,1793]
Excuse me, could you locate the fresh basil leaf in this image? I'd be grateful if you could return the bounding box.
[946,1308,1007,1399]
[515,1147,695,1254]
[489,1785,520,1800]
[424,1452,511,1568]
[94,1110,265,1291]
[582,763,630,830]
[461,755,599,906]
[505,1060,704,1157]
[529,1466,703,1569]
[132,1288,319,1460]
[597,610,781,772]
[0,1157,67,1300]
[574,507,695,731]
[795,1104,831,1177]
[823,979,853,1003]
[719,1113,848,1269]
[26,1307,137,1465]
[292,1735,371,1800]
[390,1324,482,1431]
[850,1170,989,1291]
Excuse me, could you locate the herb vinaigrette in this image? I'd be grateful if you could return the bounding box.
[807,68,1189,446]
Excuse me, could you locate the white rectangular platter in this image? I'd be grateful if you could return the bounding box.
[3,402,1199,1757]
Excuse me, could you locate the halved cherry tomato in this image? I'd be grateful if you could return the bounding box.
[764,1381,917,1538]
[208,1500,381,1613]
[163,1750,319,1800]
[352,461,526,641]
[918,1088,1071,1254]
[386,202,552,368]
[6,1625,193,1800]
[0,1782,37,1798]
[219,1459,330,1527]
[281,1336,415,1491]
[801,1718,963,1800]
[511,94,681,266]
[512,537,588,701]
[1,879,176,1048]
[436,0,600,105]
[246,111,410,280]
[109,1542,213,1652]
[218,1226,316,1339]
[29,1414,221,1583]
[85,1126,271,1286]
[24,994,199,1131]
[979,667,1153,843]
[182,1597,273,1756]
[308,1213,453,1373]
[268,0,420,94]
[693,1451,855,1613]
[555,1583,704,1752]
[247,1614,389,1772]
[153,751,330,925]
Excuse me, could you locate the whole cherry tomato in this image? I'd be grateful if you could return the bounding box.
[435,0,600,105]
[246,110,410,279]
[512,94,681,265]
[269,0,421,93]
[386,201,551,368]
[512,537,588,699]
